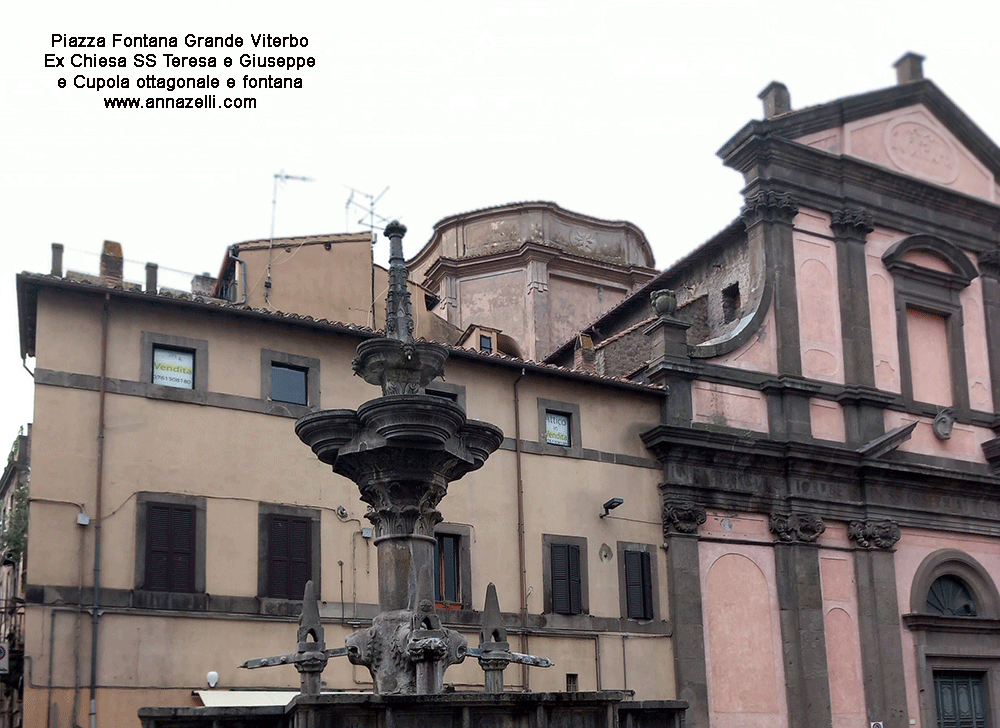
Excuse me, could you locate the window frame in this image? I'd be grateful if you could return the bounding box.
[432,523,472,609]
[882,236,976,415]
[542,534,588,616]
[618,541,659,621]
[537,398,582,457]
[260,349,320,413]
[135,493,206,594]
[257,503,321,601]
[426,382,467,412]
[141,332,209,400]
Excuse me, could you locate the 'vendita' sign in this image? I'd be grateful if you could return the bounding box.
[153,348,194,389]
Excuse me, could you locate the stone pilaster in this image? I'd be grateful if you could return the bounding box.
[850,521,909,728]
[742,192,812,440]
[770,513,833,728]
[661,497,709,726]
[977,250,1000,414]
[526,257,550,359]
[831,208,883,444]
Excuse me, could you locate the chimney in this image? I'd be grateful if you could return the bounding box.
[100,241,123,284]
[758,81,791,119]
[573,334,597,373]
[191,272,217,296]
[145,263,158,293]
[51,243,64,277]
[894,52,925,84]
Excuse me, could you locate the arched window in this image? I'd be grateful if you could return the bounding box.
[926,575,977,617]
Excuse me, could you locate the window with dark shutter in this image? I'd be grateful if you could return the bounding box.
[267,514,312,600]
[145,503,196,592]
[625,550,653,620]
[551,543,582,615]
[434,533,461,604]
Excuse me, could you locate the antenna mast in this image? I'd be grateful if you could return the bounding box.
[344,185,395,235]
[267,171,313,302]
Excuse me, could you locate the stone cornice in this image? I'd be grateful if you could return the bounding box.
[420,241,656,291]
[719,137,1000,250]
[718,80,1000,180]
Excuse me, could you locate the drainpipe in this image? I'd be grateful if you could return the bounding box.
[90,293,109,728]
[512,368,529,691]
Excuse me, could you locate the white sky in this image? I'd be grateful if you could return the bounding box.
[2,0,999,443]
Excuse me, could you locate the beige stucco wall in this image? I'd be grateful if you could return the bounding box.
[24,283,673,725]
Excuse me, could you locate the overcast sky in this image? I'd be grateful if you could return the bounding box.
[3,0,999,443]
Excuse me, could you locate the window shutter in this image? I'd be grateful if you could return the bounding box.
[268,515,312,600]
[641,551,654,620]
[551,543,570,614]
[146,504,171,591]
[625,550,653,620]
[551,543,582,615]
[289,518,311,600]
[568,544,582,615]
[269,516,290,599]
[172,505,195,593]
[145,503,195,592]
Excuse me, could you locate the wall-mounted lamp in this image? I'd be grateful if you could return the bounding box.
[600,498,624,518]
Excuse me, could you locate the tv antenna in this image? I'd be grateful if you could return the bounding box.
[267,171,313,302]
[345,185,396,235]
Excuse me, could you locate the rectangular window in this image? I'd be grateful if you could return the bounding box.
[624,550,654,620]
[152,346,195,389]
[271,363,308,406]
[266,514,312,600]
[479,335,493,353]
[545,411,571,447]
[434,533,461,605]
[551,542,582,615]
[145,502,196,592]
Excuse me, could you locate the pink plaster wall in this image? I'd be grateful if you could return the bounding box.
[894,528,1000,727]
[701,544,788,728]
[810,398,846,442]
[901,250,952,273]
[884,411,991,464]
[795,105,997,202]
[844,106,994,201]
[962,275,994,412]
[867,228,906,393]
[820,551,866,728]
[701,512,771,541]
[692,381,769,433]
[906,309,952,406]
[712,304,778,374]
[794,210,844,383]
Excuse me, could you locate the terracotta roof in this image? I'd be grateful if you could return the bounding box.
[16,272,664,395]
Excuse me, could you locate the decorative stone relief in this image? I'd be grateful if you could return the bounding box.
[740,190,799,226]
[933,408,955,441]
[769,512,825,542]
[526,259,548,294]
[650,289,677,318]
[830,207,875,240]
[662,500,707,536]
[571,228,597,253]
[847,519,901,549]
[885,118,959,185]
